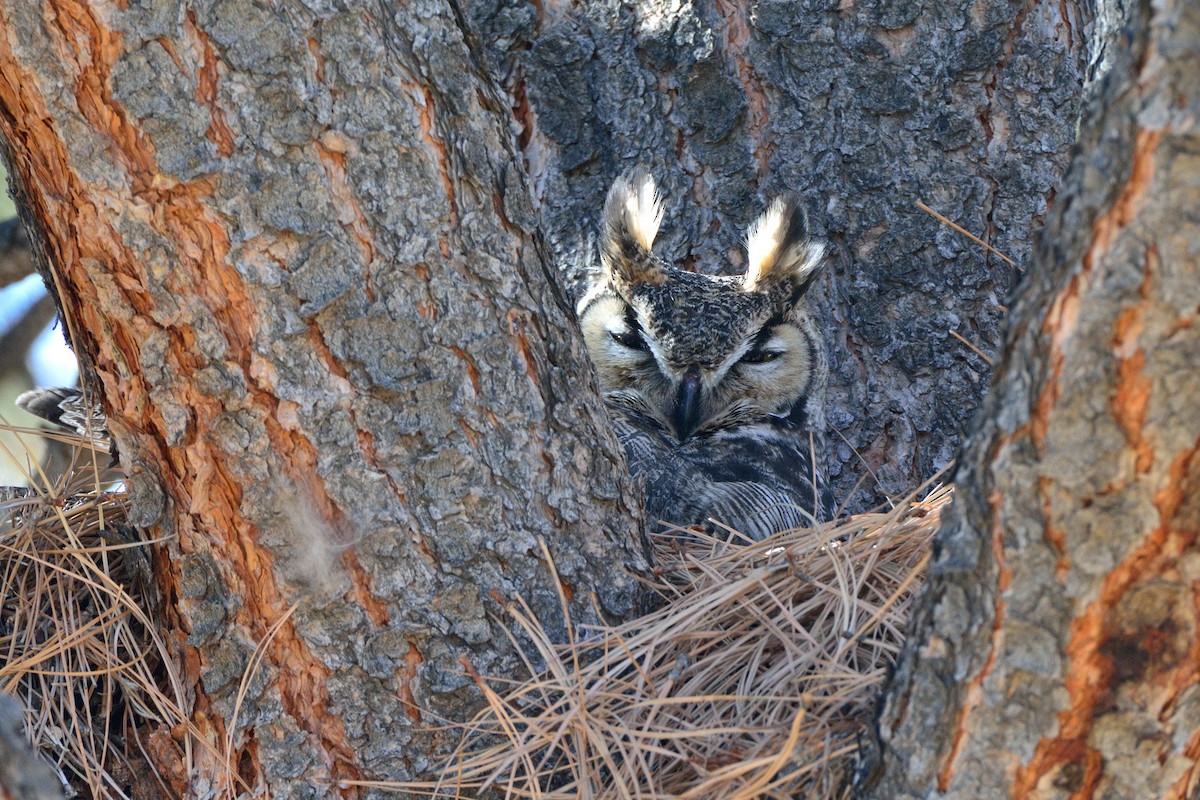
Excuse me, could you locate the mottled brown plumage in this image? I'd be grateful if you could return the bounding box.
[16,387,110,452]
[579,172,832,539]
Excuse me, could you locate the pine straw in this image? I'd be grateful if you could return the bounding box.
[0,423,195,798]
[375,483,948,799]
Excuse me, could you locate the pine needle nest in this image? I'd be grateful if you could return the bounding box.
[383,483,948,799]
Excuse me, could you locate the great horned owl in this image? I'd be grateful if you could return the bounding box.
[577,172,833,539]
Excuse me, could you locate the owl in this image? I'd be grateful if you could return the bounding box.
[577,172,833,540]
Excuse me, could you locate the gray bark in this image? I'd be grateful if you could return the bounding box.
[866,1,1200,796]
[0,1,644,795]
[468,0,1089,509]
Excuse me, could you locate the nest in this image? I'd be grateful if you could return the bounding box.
[388,484,948,799]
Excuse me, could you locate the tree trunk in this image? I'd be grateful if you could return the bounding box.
[0,1,645,795]
[867,1,1200,796]
[468,0,1089,509]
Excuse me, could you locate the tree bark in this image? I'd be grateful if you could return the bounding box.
[0,1,645,796]
[867,1,1200,796]
[468,0,1089,509]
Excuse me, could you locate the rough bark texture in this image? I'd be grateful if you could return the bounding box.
[0,1,645,796]
[868,2,1200,797]
[468,0,1089,509]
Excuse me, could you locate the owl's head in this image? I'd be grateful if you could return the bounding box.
[578,172,827,442]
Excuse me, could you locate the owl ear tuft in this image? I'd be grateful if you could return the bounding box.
[743,195,825,300]
[601,171,666,288]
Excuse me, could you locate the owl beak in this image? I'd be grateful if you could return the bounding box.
[673,366,703,440]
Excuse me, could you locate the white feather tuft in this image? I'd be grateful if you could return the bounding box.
[272,476,354,596]
[626,174,664,251]
[744,197,824,289]
[744,198,788,288]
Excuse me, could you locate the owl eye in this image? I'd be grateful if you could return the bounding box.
[610,328,649,351]
[741,348,782,365]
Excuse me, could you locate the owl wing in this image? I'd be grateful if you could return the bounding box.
[682,427,831,539]
[687,480,823,540]
[611,402,831,539]
[16,387,110,451]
